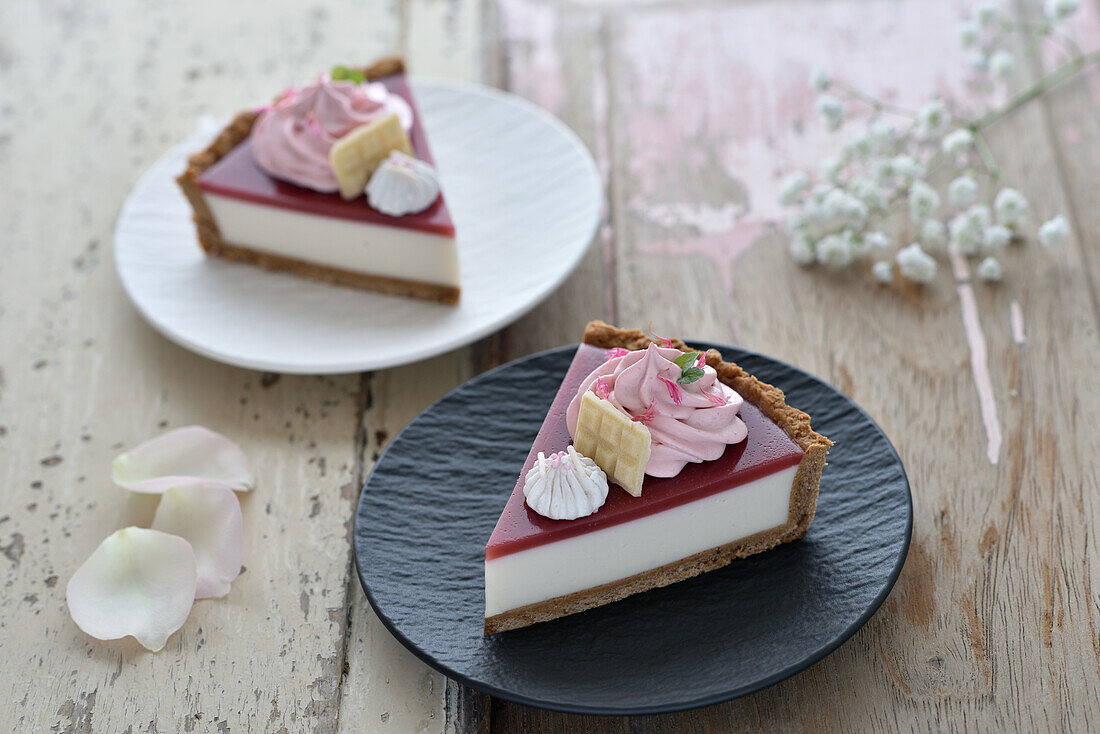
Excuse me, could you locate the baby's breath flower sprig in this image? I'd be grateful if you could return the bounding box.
[781,0,1093,287]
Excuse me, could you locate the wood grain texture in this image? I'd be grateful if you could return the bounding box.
[337,2,497,732]
[2,0,1099,731]
[0,1,399,732]
[488,0,1100,731]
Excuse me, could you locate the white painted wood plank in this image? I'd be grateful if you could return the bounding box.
[0,1,399,731]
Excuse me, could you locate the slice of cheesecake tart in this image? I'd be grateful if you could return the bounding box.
[177,56,460,304]
[483,321,832,634]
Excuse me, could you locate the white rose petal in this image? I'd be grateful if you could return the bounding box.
[897,242,938,283]
[152,485,244,600]
[976,256,1004,282]
[111,426,255,494]
[66,528,197,652]
[1037,215,1070,247]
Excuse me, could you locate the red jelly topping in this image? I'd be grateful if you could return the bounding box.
[197,75,456,237]
[485,344,805,560]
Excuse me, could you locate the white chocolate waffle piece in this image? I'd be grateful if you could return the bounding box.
[329,113,414,199]
[572,391,651,497]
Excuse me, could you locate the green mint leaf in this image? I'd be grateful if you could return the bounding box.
[331,66,364,83]
[677,366,705,385]
[672,351,701,372]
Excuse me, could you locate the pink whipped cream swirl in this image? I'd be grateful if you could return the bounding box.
[251,77,413,193]
[565,343,747,478]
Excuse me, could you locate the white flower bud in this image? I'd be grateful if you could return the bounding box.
[874,157,897,184]
[865,231,893,253]
[948,176,979,208]
[816,234,854,268]
[869,119,897,151]
[790,235,817,265]
[983,224,1013,251]
[967,51,990,71]
[893,155,926,182]
[820,155,844,182]
[941,129,974,157]
[896,243,938,283]
[994,187,1029,226]
[957,21,980,48]
[973,1,998,27]
[908,180,941,223]
[778,171,812,206]
[850,177,886,210]
[950,206,990,255]
[990,50,1014,79]
[976,256,1004,282]
[920,219,947,246]
[817,95,844,131]
[810,68,831,92]
[916,100,950,140]
[845,134,873,160]
[872,260,894,283]
[1045,0,1079,21]
[1037,215,1070,247]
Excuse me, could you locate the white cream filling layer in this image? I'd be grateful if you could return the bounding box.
[205,194,459,287]
[485,465,797,618]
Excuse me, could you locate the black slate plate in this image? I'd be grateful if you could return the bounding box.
[354,344,912,715]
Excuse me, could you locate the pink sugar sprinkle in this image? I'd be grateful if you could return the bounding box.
[606,347,631,360]
[656,374,682,405]
[703,389,729,406]
[648,322,673,347]
[696,352,707,368]
[593,379,611,400]
[632,403,657,423]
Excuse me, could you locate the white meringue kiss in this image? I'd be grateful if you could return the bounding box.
[523,446,609,521]
[152,485,244,599]
[111,426,255,494]
[365,151,441,216]
[66,527,197,651]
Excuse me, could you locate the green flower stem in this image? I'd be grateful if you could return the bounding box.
[972,130,1000,183]
[833,80,918,118]
[1000,19,1083,60]
[971,49,1100,130]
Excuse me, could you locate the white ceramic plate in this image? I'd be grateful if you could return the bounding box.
[114,80,601,374]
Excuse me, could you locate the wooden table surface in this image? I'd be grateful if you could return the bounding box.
[2,0,1099,731]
